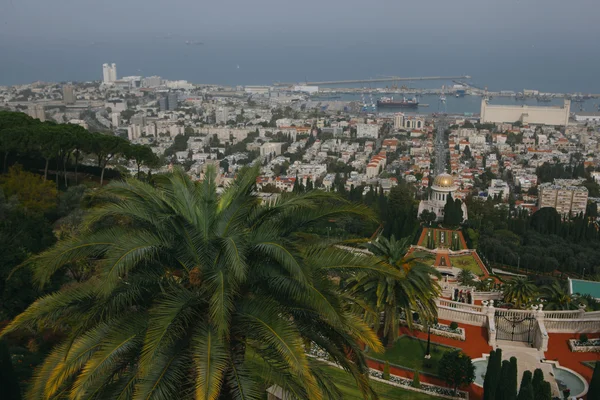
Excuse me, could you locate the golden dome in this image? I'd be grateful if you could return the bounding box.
[432,173,456,188]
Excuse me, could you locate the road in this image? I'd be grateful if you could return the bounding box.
[434,117,449,176]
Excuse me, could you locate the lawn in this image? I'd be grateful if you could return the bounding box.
[322,365,441,400]
[450,254,484,276]
[418,228,465,250]
[368,336,456,377]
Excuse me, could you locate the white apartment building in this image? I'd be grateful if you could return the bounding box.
[27,104,46,122]
[111,112,122,128]
[487,179,510,201]
[356,123,379,139]
[539,181,588,216]
[393,113,405,130]
[216,107,230,125]
[260,142,284,157]
[128,124,143,140]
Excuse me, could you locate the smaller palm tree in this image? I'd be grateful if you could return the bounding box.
[348,235,441,346]
[540,281,579,310]
[502,277,537,308]
[457,269,476,287]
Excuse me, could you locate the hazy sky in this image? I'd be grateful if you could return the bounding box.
[2,0,600,90]
[2,0,599,42]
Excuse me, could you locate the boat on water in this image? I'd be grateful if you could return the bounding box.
[377,96,419,109]
[536,95,552,102]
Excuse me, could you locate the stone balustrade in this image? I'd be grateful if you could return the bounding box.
[544,318,600,334]
[436,299,484,313]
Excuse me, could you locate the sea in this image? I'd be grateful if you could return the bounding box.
[2,35,600,115]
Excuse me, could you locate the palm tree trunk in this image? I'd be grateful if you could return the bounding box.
[74,153,80,184]
[44,158,49,181]
[100,164,106,186]
[63,157,68,188]
[3,151,8,173]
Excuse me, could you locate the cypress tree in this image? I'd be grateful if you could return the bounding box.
[517,370,533,400]
[531,368,544,397]
[0,339,22,400]
[496,360,511,400]
[483,349,501,400]
[505,357,518,400]
[539,381,551,400]
[589,361,600,400]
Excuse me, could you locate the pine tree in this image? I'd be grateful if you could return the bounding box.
[0,339,22,400]
[517,370,533,400]
[589,361,600,400]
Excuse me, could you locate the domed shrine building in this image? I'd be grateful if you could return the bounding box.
[418,173,468,222]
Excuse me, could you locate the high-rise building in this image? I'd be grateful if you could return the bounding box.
[142,76,162,88]
[539,181,588,216]
[102,63,111,83]
[27,104,46,122]
[158,97,168,112]
[110,63,117,82]
[111,112,122,128]
[216,107,229,124]
[167,92,178,111]
[63,84,75,104]
[102,63,117,83]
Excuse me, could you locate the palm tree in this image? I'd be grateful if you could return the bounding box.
[347,235,441,346]
[540,281,579,310]
[502,277,537,308]
[1,167,388,400]
[457,269,476,287]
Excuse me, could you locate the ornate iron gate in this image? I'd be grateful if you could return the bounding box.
[494,313,535,343]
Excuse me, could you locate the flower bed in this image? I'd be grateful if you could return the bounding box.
[398,316,466,341]
[568,338,600,352]
[370,369,468,399]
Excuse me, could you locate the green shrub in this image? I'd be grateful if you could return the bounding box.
[383,361,390,380]
[450,321,459,330]
[412,370,421,388]
[579,333,588,343]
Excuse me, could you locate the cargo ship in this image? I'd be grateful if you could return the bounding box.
[377,96,419,109]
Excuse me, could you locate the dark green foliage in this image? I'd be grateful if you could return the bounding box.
[539,382,551,400]
[496,360,510,400]
[449,322,458,330]
[471,192,600,277]
[532,369,545,400]
[517,370,533,400]
[483,348,502,400]
[438,350,475,394]
[0,111,150,186]
[589,361,600,400]
[0,339,22,400]
[579,333,588,343]
[505,357,518,400]
[443,194,464,226]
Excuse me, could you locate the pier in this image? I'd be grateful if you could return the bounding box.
[274,75,471,87]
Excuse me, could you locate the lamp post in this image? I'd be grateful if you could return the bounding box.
[425,321,432,360]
